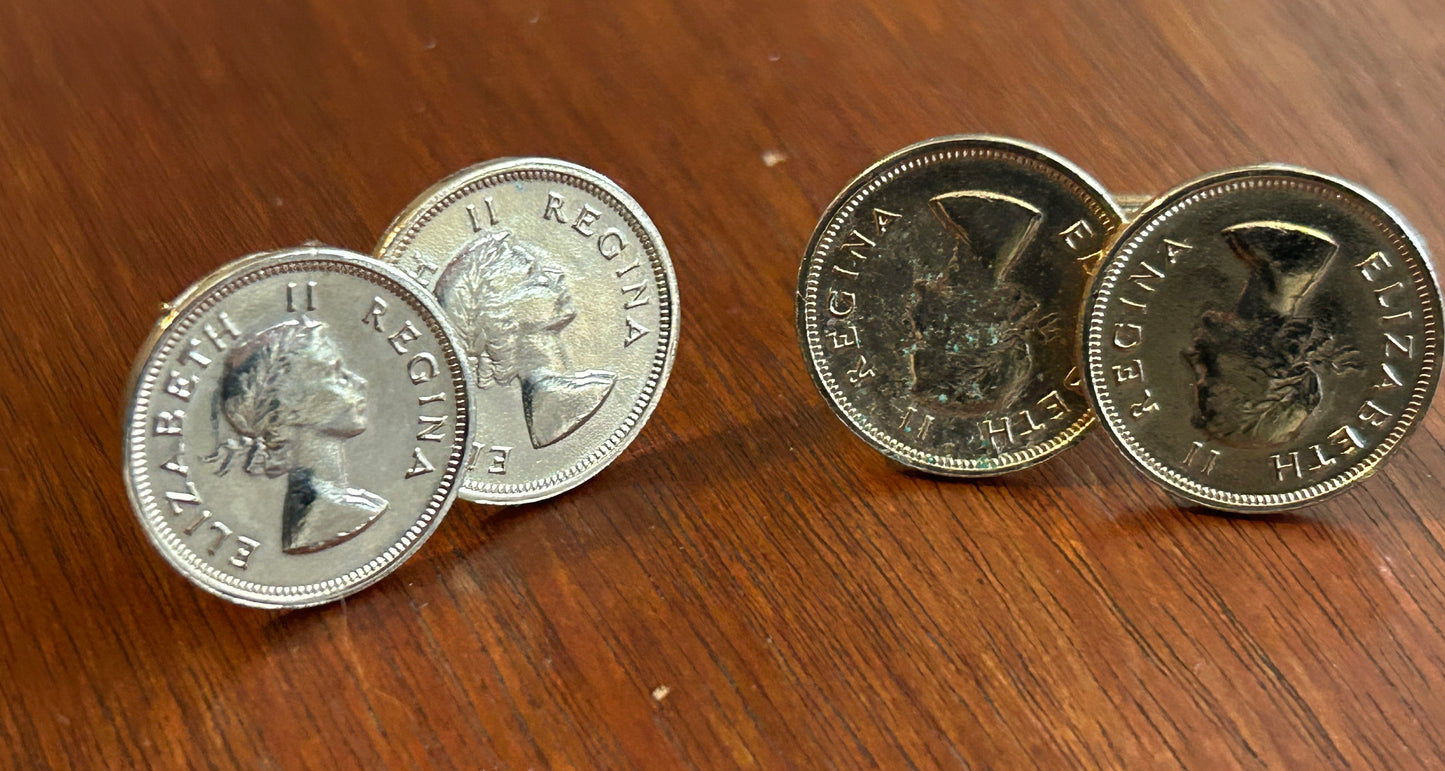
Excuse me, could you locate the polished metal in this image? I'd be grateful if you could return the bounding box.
[797,136,1124,475]
[122,246,473,607]
[1085,165,1442,512]
[376,158,678,504]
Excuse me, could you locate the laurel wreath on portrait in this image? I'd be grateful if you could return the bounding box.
[910,278,1042,364]
[203,320,318,477]
[1233,317,1365,437]
[437,230,522,387]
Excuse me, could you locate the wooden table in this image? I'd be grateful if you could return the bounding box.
[5,0,1444,766]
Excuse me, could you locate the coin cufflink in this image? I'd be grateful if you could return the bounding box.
[123,158,680,607]
[1084,165,1442,513]
[374,157,679,504]
[121,145,1443,612]
[797,135,1124,475]
[122,246,474,608]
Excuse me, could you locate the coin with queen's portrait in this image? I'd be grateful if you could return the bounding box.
[797,136,1123,475]
[122,246,473,607]
[1085,165,1443,512]
[376,158,678,504]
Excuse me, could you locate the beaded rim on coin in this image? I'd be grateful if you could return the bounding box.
[122,247,473,608]
[1084,164,1442,512]
[797,135,1123,476]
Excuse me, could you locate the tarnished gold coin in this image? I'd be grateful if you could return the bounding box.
[1085,165,1442,512]
[797,136,1123,475]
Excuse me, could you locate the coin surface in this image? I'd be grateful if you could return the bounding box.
[797,136,1123,475]
[1085,165,1442,512]
[122,246,473,607]
[375,158,677,504]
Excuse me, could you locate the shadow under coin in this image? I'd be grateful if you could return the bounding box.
[887,430,1147,498]
[575,395,853,509]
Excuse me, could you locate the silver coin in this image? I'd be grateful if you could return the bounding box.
[797,136,1122,475]
[375,158,678,504]
[122,246,473,607]
[1085,165,1442,512]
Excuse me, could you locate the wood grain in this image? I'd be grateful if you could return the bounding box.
[4,0,1445,766]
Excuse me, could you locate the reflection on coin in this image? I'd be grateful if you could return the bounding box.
[1085,165,1442,512]
[122,246,473,607]
[797,136,1123,475]
[375,158,677,504]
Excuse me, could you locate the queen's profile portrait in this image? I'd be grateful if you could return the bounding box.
[905,191,1054,416]
[204,318,388,554]
[1183,221,1362,447]
[434,230,616,449]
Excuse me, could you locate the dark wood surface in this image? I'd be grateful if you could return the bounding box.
[5,0,1445,767]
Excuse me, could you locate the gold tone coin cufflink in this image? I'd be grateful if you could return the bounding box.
[796,135,1123,475]
[1084,165,1442,513]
